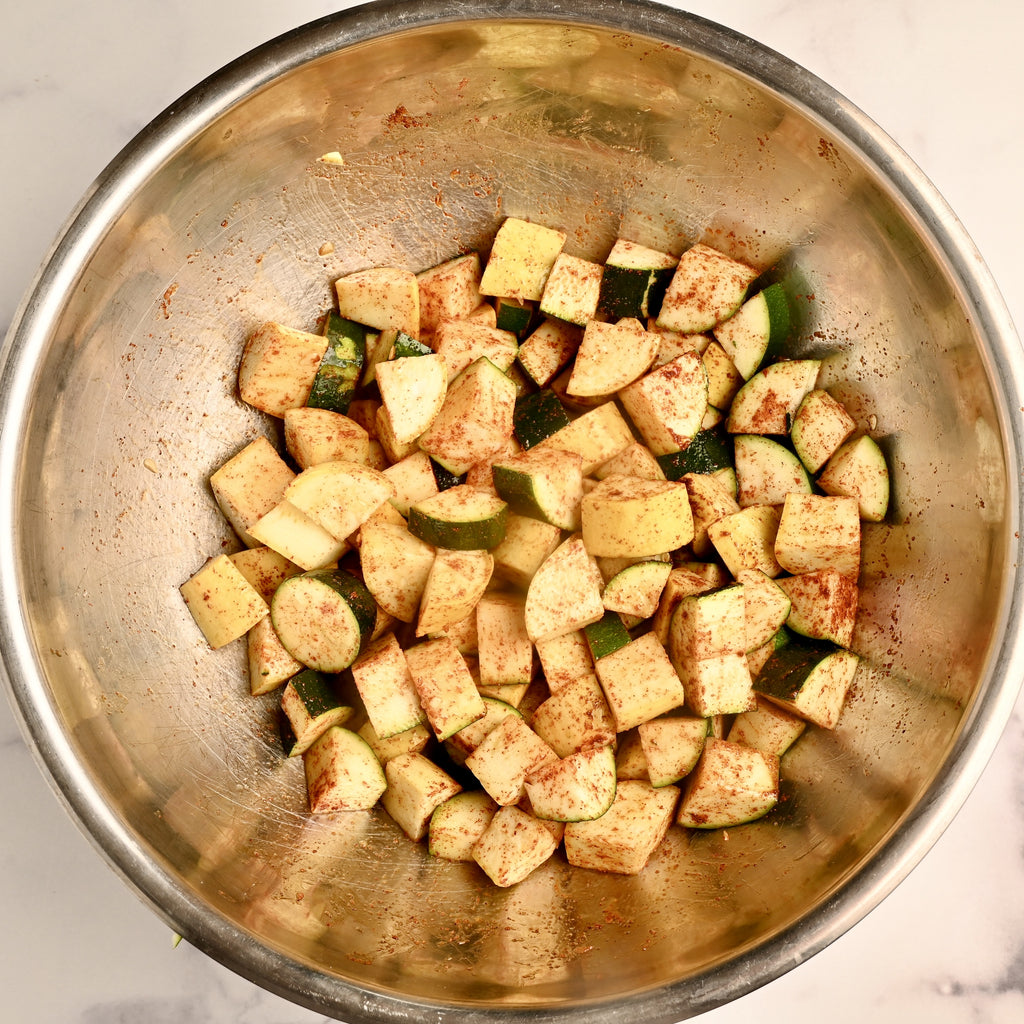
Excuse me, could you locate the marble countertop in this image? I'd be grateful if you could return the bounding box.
[2,1,1022,1021]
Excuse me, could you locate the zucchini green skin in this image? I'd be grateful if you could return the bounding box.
[584,611,633,660]
[430,460,466,491]
[407,503,509,551]
[494,296,535,336]
[752,636,839,701]
[513,389,572,450]
[288,667,343,719]
[307,312,367,413]
[392,331,433,358]
[657,424,734,479]
[597,264,675,320]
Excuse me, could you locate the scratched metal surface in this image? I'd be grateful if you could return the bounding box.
[1,4,1021,1022]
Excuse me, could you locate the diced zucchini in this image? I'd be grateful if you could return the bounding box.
[418,356,517,475]
[210,437,296,549]
[350,631,427,739]
[706,504,783,579]
[726,694,807,757]
[618,351,709,456]
[539,252,603,325]
[492,446,583,531]
[524,743,617,822]
[490,513,563,589]
[601,559,673,619]
[683,471,740,558]
[566,317,660,397]
[464,714,559,805]
[380,450,439,515]
[650,567,718,645]
[180,554,268,649]
[516,317,582,387]
[284,407,371,470]
[407,484,508,550]
[248,500,349,571]
[280,669,354,757]
[594,632,687,731]
[614,728,649,781]
[357,718,433,764]
[416,548,494,636]
[475,592,534,690]
[375,352,448,445]
[445,696,522,763]
[637,715,708,787]
[381,751,463,841]
[594,441,666,481]
[431,458,467,491]
[374,403,420,464]
[270,568,377,672]
[479,217,567,302]
[746,626,792,679]
[303,726,387,812]
[668,585,747,663]
[534,400,635,475]
[433,319,519,383]
[597,239,678,320]
[655,423,733,480]
[416,252,483,338]
[702,340,744,411]
[564,779,679,875]
[306,312,366,413]
[679,652,756,717]
[817,434,891,522]
[530,673,616,758]
[228,545,299,601]
[404,636,486,741]
[494,296,536,336]
[581,474,694,558]
[733,434,812,506]
[753,637,859,729]
[534,629,595,695]
[656,244,759,334]
[736,568,792,652]
[471,804,560,887]
[237,321,328,418]
[789,388,856,473]
[284,460,395,543]
[777,568,859,648]
[676,737,779,828]
[428,790,498,861]
[583,611,633,661]
[712,282,791,380]
[334,266,419,336]
[358,518,435,623]
[726,359,821,435]
[524,535,605,644]
[775,493,861,578]
[512,388,572,449]
[247,615,303,695]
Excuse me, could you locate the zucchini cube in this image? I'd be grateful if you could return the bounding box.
[564,779,680,875]
[676,738,779,828]
[381,751,463,841]
[179,554,268,649]
[237,321,328,417]
[479,217,567,302]
[594,632,687,732]
[404,636,486,741]
[472,805,560,887]
[210,436,296,548]
[464,713,558,806]
[303,726,387,813]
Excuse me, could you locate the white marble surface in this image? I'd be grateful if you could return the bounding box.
[2,1,1023,1021]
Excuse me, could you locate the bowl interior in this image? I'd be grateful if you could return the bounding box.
[2,7,1016,1021]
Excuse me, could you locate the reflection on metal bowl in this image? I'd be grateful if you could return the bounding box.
[1,1,1022,1022]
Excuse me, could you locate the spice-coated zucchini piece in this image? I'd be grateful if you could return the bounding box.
[594,632,687,732]
[358,518,435,623]
[656,423,734,480]
[726,359,821,435]
[637,716,708,787]
[656,244,760,335]
[416,252,483,338]
[334,266,420,336]
[407,484,509,550]
[564,779,680,875]
[465,713,559,806]
[479,217,567,302]
[597,238,678,320]
[248,500,350,571]
[284,407,371,469]
[789,388,857,473]
[375,352,448,445]
[180,554,268,650]
[583,611,634,661]
[516,317,582,387]
[492,446,583,531]
[530,673,616,758]
[524,535,605,644]
[601,559,673,620]
[404,636,487,742]
[753,636,860,729]
[512,388,572,449]
[284,460,395,543]
[817,434,890,523]
[416,547,494,637]
[303,726,387,812]
[713,282,791,380]
[279,669,354,757]
[238,321,329,418]
[270,568,377,673]
[567,317,659,398]
[533,400,635,475]
[733,433,812,507]
[707,504,783,579]
[472,805,560,887]
[432,318,519,383]
[428,790,498,861]
[774,493,861,578]
[490,513,563,589]
[306,312,367,413]
[350,631,428,740]
[676,737,779,828]
[618,351,709,456]
[581,474,694,558]
[540,252,604,326]
[776,568,859,648]
[381,751,463,842]
[726,694,807,757]
[524,743,618,822]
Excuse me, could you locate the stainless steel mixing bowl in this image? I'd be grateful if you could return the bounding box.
[2,1,1023,1020]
